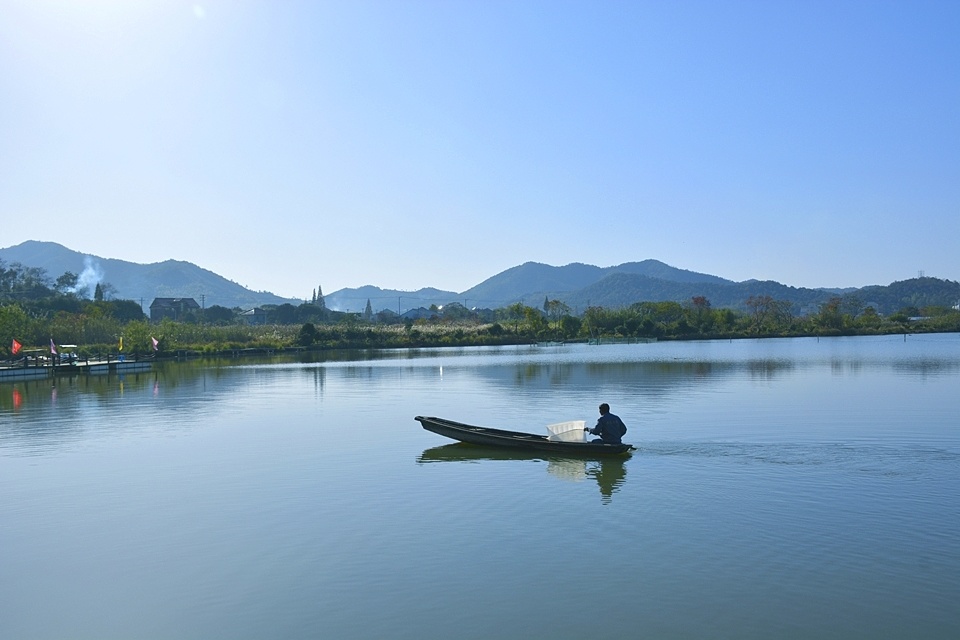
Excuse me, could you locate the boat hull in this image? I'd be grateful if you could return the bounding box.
[415,416,634,456]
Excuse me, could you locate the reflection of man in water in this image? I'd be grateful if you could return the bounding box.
[588,458,627,504]
[585,403,627,444]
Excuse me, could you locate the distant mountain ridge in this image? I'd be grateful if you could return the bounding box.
[0,241,299,310]
[327,260,734,312]
[3,241,958,316]
[459,260,732,308]
[325,261,959,316]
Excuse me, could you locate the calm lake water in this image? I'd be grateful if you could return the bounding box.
[2,334,959,639]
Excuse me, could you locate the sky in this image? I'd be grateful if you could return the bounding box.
[1,0,958,300]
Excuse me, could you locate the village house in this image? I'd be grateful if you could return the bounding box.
[239,308,268,325]
[149,297,201,322]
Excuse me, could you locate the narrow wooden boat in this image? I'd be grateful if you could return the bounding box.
[415,415,635,456]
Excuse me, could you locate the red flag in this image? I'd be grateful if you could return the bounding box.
[50,339,57,355]
[12,339,21,355]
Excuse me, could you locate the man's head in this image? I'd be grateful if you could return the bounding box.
[599,403,610,415]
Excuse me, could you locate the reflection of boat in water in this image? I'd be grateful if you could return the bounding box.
[415,415,635,456]
[417,443,629,503]
[418,443,589,463]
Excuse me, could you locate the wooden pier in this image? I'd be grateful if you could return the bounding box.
[1,358,153,382]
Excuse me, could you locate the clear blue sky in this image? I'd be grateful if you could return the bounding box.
[2,0,958,299]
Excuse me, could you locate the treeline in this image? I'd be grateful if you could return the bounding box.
[3,258,960,358]
[223,295,960,351]
[575,296,960,340]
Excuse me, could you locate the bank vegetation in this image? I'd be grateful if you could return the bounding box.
[3,260,959,359]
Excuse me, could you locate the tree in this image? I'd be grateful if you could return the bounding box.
[439,302,471,321]
[503,302,526,334]
[274,303,299,324]
[316,285,326,311]
[690,296,712,332]
[0,304,35,354]
[857,307,882,330]
[746,295,775,332]
[100,299,147,322]
[544,299,571,336]
[716,308,738,332]
[1,263,51,300]
[817,296,843,331]
[205,305,236,324]
[559,314,581,338]
[363,299,373,321]
[841,293,865,319]
[746,295,792,333]
[121,320,155,353]
[632,301,684,330]
[297,302,326,323]
[297,323,319,346]
[94,283,104,301]
[581,306,607,338]
[55,271,79,296]
[523,305,547,334]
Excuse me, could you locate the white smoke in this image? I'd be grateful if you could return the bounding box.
[70,256,104,299]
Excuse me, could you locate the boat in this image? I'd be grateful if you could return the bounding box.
[415,415,635,456]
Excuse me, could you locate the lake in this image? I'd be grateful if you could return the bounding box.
[2,334,959,639]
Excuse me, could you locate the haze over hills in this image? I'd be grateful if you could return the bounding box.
[2,241,958,316]
[327,260,736,313]
[0,241,299,311]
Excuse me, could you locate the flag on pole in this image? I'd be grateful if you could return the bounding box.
[151,337,159,351]
[119,336,123,351]
[50,339,57,355]
[12,339,22,355]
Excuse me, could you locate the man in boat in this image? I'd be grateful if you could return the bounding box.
[585,403,627,444]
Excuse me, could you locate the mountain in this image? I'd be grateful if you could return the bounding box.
[459,262,605,307]
[326,260,728,313]
[0,241,299,310]
[4,241,957,317]
[458,260,733,309]
[450,261,958,315]
[856,278,960,314]
[561,273,828,313]
[324,285,458,314]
